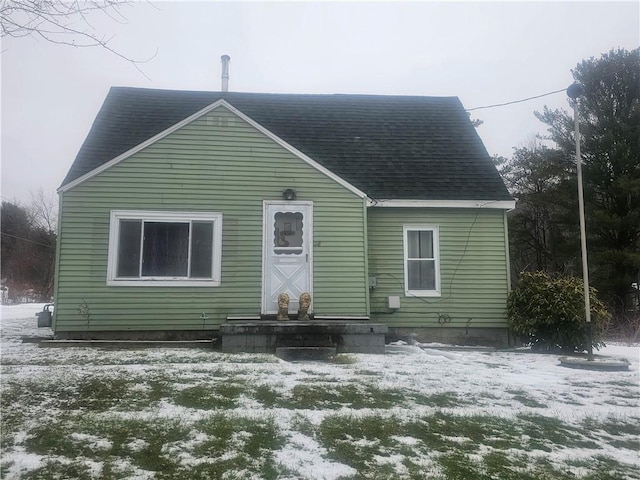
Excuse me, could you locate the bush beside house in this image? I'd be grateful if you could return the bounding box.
[508,271,609,353]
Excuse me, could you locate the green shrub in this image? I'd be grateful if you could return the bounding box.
[508,271,609,353]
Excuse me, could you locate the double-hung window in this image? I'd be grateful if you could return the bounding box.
[107,211,222,286]
[403,225,440,296]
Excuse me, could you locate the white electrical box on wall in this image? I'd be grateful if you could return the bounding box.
[388,296,401,309]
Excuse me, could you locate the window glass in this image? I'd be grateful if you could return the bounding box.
[142,222,189,277]
[117,220,141,277]
[274,212,303,254]
[191,221,214,278]
[408,260,436,290]
[405,226,440,296]
[407,230,433,259]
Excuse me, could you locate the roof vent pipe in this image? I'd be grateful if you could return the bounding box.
[221,55,230,92]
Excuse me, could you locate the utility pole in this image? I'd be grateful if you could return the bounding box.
[567,82,594,361]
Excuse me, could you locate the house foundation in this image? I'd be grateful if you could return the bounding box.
[387,327,511,349]
[53,330,218,341]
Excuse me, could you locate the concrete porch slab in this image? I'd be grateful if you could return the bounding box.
[220,322,387,354]
[275,346,337,362]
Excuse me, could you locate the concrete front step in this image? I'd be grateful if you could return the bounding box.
[220,322,387,354]
[275,346,337,362]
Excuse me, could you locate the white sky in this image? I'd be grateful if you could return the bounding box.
[1,1,638,204]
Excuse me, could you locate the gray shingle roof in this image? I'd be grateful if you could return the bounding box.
[61,87,512,201]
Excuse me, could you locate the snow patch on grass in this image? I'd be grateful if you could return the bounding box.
[275,432,356,480]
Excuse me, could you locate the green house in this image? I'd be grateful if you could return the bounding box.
[54,87,515,346]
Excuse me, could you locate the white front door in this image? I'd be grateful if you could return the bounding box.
[262,201,313,315]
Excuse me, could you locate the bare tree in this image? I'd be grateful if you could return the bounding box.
[29,188,58,233]
[1,0,156,74]
[1,199,56,301]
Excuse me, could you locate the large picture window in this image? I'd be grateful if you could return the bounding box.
[403,225,440,296]
[107,211,222,286]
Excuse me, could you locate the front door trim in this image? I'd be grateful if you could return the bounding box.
[261,200,314,315]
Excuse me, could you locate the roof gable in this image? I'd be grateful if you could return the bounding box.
[61,87,513,202]
[60,99,366,198]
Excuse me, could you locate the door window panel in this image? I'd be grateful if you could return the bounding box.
[274,212,303,255]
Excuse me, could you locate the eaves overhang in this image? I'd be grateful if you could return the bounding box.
[368,199,516,210]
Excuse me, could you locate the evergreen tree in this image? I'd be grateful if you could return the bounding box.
[499,146,579,279]
[534,48,640,311]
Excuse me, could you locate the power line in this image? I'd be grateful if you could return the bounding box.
[466,88,566,112]
[1,232,55,249]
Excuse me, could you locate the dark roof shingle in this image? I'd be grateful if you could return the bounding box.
[61,87,512,201]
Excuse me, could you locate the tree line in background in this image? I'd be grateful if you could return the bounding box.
[500,47,640,331]
[1,190,57,303]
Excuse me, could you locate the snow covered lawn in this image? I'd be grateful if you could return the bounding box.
[1,304,638,479]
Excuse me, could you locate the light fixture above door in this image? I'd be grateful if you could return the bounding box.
[282,188,297,201]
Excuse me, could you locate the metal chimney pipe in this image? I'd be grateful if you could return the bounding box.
[221,55,230,92]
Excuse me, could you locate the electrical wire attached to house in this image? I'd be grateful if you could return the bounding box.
[379,206,482,306]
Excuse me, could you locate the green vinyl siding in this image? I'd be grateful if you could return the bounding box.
[367,207,510,328]
[54,107,367,332]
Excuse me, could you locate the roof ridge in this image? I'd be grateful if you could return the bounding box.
[108,86,460,101]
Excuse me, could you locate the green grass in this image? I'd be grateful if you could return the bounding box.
[70,375,132,411]
[412,392,468,408]
[21,459,97,480]
[240,381,406,410]
[316,412,638,480]
[253,384,280,407]
[581,416,640,451]
[332,354,358,364]
[173,381,246,409]
[281,382,404,409]
[2,350,638,479]
[506,389,548,408]
[14,412,286,479]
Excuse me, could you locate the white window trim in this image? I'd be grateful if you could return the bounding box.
[107,210,222,287]
[403,224,441,297]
